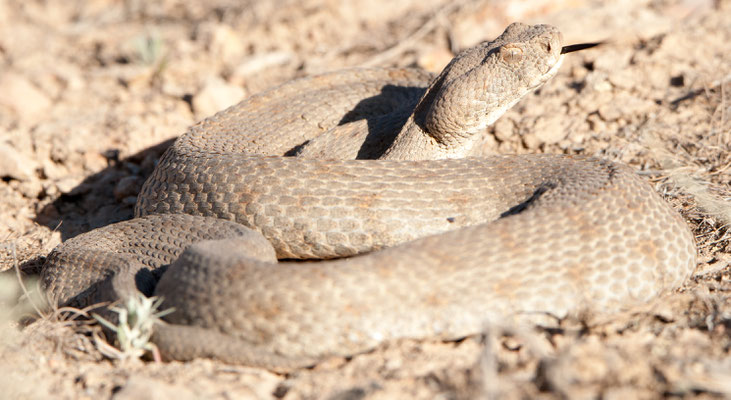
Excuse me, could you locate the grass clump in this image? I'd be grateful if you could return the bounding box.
[93,293,173,362]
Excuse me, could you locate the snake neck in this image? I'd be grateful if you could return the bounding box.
[380,67,503,161]
[380,23,567,161]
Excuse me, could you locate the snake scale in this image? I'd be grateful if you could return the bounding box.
[41,23,697,370]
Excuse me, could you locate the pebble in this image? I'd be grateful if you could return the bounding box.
[230,51,293,86]
[0,145,36,181]
[54,176,84,194]
[531,114,569,145]
[417,47,454,74]
[493,118,515,141]
[209,24,246,62]
[192,77,245,119]
[591,79,613,93]
[0,72,52,123]
[0,1,7,27]
[40,159,69,180]
[113,175,143,201]
[607,70,636,90]
[586,114,606,133]
[17,180,43,199]
[592,48,632,73]
[522,132,542,149]
[112,376,196,400]
[597,92,655,122]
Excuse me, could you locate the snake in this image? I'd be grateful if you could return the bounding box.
[41,23,697,370]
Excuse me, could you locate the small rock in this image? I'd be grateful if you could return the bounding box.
[53,62,85,91]
[209,24,246,62]
[522,132,541,150]
[140,152,159,173]
[587,114,606,133]
[607,70,636,90]
[493,118,515,141]
[192,77,245,119]
[532,114,569,145]
[83,151,109,172]
[35,203,60,226]
[598,92,655,122]
[121,195,138,206]
[0,145,36,181]
[0,72,52,122]
[570,64,588,81]
[41,182,59,199]
[591,79,613,93]
[0,1,7,25]
[117,65,155,91]
[646,66,671,90]
[598,103,622,122]
[497,140,517,153]
[17,180,43,199]
[230,51,293,86]
[470,129,498,155]
[502,336,522,351]
[569,130,588,145]
[41,159,69,180]
[417,47,454,74]
[113,176,143,201]
[576,90,612,113]
[604,387,651,400]
[112,376,196,400]
[54,176,83,194]
[592,48,632,73]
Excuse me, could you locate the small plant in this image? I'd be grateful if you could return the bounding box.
[93,293,174,361]
[132,33,169,82]
[134,34,165,66]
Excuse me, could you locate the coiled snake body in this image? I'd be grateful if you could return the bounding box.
[42,23,696,369]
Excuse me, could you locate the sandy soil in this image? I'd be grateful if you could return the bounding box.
[1,0,729,398]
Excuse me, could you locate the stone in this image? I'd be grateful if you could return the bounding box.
[54,176,83,194]
[209,24,245,62]
[493,118,515,141]
[113,176,143,201]
[417,47,454,74]
[532,114,569,145]
[112,376,196,400]
[192,77,245,119]
[230,51,293,85]
[0,72,52,123]
[0,145,36,181]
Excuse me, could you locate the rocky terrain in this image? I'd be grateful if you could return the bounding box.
[0,0,729,398]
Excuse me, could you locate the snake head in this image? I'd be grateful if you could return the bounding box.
[416,23,597,144]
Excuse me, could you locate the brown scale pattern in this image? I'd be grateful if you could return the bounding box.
[42,23,696,370]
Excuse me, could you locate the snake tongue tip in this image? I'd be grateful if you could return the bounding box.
[561,42,603,54]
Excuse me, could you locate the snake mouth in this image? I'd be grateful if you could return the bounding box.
[534,53,566,89]
[561,42,602,54]
[532,41,601,88]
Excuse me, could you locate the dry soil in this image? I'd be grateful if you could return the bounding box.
[0,0,730,399]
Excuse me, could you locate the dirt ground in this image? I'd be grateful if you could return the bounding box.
[0,0,729,398]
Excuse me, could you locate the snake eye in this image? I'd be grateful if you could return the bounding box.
[500,44,524,64]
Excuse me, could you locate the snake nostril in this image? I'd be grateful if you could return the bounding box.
[543,38,553,53]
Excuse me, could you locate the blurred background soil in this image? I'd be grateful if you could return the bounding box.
[0,0,729,398]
